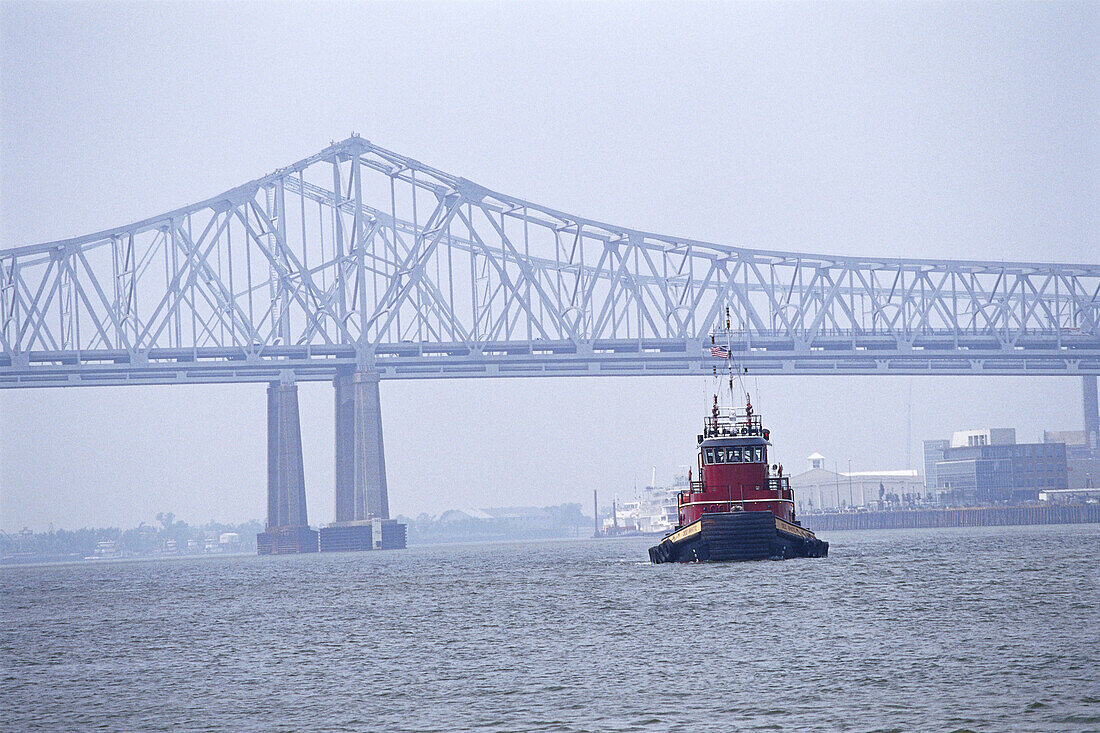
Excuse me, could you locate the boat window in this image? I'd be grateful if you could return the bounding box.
[729,447,741,463]
[754,447,764,462]
[716,448,727,463]
[704,448,715,464]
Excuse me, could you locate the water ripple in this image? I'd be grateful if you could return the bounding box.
[1,524,1098,731]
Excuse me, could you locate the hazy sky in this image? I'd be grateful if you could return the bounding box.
[2,1,1097,531]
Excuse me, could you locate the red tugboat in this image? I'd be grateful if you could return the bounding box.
[648,394,828,563]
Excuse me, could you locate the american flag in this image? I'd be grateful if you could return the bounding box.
[710,345,729,359]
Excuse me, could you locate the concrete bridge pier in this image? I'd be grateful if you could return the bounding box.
[319,369,405,552]
[1085,376,1099,455]
[257,380,318,554]
[333,369,389,521]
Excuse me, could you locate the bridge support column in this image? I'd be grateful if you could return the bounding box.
[1085,376,1099,456]
[257,381,317,554]
[333,369,389,521]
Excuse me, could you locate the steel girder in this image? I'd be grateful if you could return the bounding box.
[2,136,1098,388]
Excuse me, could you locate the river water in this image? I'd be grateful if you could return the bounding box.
[2,524,1098,732]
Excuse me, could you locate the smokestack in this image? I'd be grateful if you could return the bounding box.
[593,489,599,537]
[1085,376,1099,456]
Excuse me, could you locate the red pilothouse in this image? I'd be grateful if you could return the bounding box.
[679,396,795,526]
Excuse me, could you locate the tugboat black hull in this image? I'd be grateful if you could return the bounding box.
[648,511,828,563]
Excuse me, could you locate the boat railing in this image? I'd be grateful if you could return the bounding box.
[689,478,788,493]
[682,478,792,505]
[767,476,792,500]
[703,412,764,438]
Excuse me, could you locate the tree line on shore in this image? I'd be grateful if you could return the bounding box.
[1,513,264,561]
[3,503,594,560]
[396,502,591,543]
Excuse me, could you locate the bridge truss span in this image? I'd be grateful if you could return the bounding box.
[2,135,1099,388]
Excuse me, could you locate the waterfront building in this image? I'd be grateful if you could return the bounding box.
[923,440,949,492]
[926,428,1069,505]
[922,430,1015,494]
[790,456,924,512]
[438,506,554,535]
[218,532,242,552]
[1038,488,1100,503]
[1044,430,1100,489]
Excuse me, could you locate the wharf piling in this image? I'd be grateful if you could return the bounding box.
[801,504,1100,532]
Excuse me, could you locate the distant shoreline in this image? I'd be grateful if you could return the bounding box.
[8,511,1098,567]
[0,534,593,568]
[0,551,256,570]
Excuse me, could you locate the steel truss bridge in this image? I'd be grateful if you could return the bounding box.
[2,135,1099,389]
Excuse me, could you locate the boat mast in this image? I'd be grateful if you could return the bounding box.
[719,306,750,413]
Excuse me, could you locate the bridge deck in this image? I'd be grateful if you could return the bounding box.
[2,136,1097,387]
